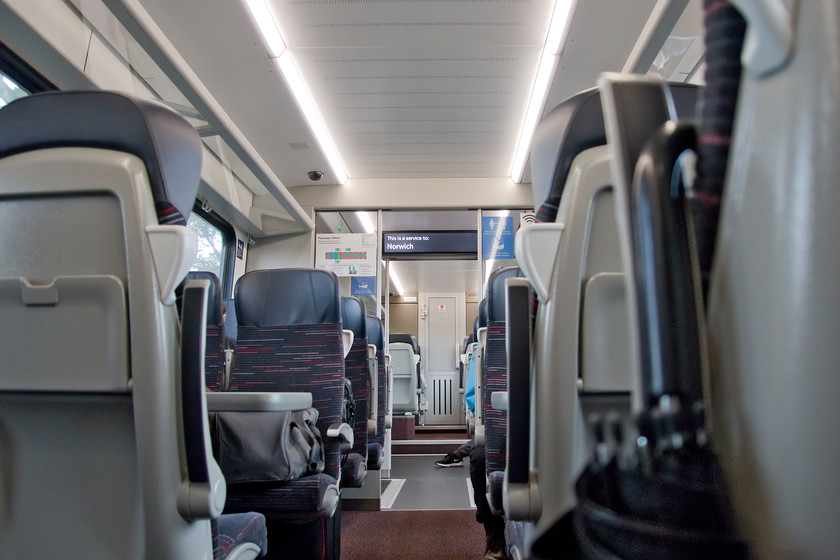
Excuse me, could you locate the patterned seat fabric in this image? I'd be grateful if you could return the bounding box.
[340,453,366,488]
[184,271,225,391]
[213,513,268,560]
[484,266,525,513]
[340,297,370,486]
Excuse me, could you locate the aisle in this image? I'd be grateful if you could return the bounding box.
[341,509,485,560]
[385,455,475,510]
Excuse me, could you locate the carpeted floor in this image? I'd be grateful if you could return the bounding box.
[342,509,486,559]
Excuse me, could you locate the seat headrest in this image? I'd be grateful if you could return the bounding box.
[487,266,525,323]
[531,84,702,223]
[341,296,367,339]
[390,333,420,355]
[365,315,385,351]
[0,91,201,226]
[530,88,605,215]
[462,335,471,353]
[185,271,223,325]
[235,269,341,326]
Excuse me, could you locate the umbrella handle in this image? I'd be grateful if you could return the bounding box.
[631,121,704,410]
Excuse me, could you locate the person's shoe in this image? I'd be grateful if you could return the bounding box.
[484,522,509,560]
[434,453,463,468]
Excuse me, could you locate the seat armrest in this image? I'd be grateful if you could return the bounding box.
[206,392,313,412]
[474,424,485,447]
[177,278,225,521]
[505,277,540,521]
[477,327,487,348]
[342,329,354,358]
[367,344,378,436]
[327,422,354,452]
[491,391,508,411]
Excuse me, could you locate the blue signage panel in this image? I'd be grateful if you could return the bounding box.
[351,276,376,296]
[482,216,514,260]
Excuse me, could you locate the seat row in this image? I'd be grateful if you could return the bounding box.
[189,267,393,559]
[0,90,392,560]
[480,3,840,559]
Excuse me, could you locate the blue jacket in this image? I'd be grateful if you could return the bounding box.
[465,347,477,414]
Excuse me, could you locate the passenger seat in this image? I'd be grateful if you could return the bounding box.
[0,90,266,559]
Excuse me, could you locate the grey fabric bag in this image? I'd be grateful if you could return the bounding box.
[213,407,324,484]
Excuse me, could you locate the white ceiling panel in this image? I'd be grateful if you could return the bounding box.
[270,0,555,49]
[134,0,690,195]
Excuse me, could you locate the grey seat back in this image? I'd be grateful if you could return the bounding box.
[0,91,222,559]
[706,2,840,556]
[511,83,699,548]
[389,333,420,415]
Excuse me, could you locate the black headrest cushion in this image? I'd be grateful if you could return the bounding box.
[487,267,525,323]
[366,315,385,351]
[342,296,367,339]
[390,333,420,355]
[0,91,201,225]
[530,88,605,212]
[235,269,341,326]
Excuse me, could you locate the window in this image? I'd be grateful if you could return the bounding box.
[0,71,29,108]
[0,42,55,101]
[187,210,233,292]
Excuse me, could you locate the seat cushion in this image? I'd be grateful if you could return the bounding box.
[341,452,367,488]
[367,443,384,470]
[225,473,339,519]
[506,520,526,560]
[213,512,268,560]
[489,470,505,514]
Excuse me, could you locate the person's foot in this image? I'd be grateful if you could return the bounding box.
[434,453,463,468]
[484,522,509,560]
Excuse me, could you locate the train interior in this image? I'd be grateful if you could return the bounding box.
[1,0,838,559]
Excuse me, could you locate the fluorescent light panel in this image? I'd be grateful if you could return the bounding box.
[388,261,404,295]
[243,0,348,184]
[243,0,285,57]
[510,0,578,183]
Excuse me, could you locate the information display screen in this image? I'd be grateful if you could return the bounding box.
[382,231,477,255]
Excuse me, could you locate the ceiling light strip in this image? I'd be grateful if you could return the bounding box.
[276,52,349,184]
[243,0,349,184]
[243,0,285,57]
[509,0,578,183]
[388,261,405,295]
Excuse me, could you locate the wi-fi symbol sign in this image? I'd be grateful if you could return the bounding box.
[520,212,537,226]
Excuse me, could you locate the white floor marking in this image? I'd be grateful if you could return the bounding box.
[381,478,406,509]
[466,478,476,508]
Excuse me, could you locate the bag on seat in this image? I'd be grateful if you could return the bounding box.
[213,407,325,484]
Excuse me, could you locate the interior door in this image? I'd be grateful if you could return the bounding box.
[420,293,464,425]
